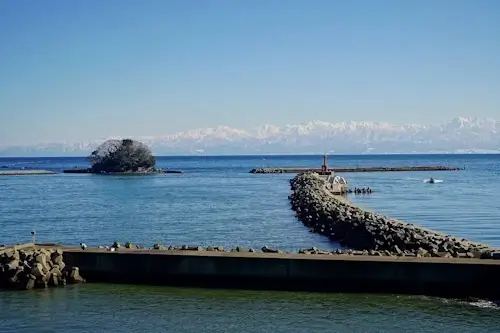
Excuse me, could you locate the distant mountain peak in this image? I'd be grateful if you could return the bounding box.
[1,117,499,156]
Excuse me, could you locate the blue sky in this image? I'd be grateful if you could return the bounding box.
[0,0,499,144]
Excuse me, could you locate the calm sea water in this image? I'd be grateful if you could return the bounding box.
[1,154,499,332]
[1,285,499,333]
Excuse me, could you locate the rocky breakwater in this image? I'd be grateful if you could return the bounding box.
[289,172,496,258]
[0,246,85,290]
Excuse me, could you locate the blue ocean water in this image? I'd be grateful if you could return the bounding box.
[1,154,500,332]
[1,154,499,248]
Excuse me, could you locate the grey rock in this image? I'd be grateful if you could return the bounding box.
[184,246,203,251]
[68,267,85,283]
[153,243,166,250]
[31,263,45,278]
[261,246,281,253]
[49,273,59,286]
[25,275,36,290]
[235,247,253,253]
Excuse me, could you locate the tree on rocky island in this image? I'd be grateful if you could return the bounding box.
[88,139,156,173]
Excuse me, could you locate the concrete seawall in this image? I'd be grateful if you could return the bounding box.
[2,243,499,299]
[59,247,500,299]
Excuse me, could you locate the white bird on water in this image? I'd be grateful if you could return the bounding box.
[80,243,87,250]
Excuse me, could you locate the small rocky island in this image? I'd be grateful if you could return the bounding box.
[63,139,182,174]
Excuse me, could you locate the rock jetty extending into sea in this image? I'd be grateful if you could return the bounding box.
[0,245,85,290]
[289,172,496,258]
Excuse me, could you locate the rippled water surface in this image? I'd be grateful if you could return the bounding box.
[1,285,499,333]
[1,154,499,248]
[1,154,499,332]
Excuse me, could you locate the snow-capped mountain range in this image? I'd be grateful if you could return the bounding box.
[1,117,499,156]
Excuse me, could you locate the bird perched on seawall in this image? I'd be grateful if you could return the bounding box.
[80,243,87,250]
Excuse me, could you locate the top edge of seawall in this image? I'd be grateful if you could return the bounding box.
[60,247,500,265]
[5,244,499,265]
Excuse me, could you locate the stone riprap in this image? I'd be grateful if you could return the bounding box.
[289,172,496,258]
[0,246,85,290]
[87,241,500,258]
[151,244,278,253]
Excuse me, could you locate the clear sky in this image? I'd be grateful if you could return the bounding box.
[0,0,499,144]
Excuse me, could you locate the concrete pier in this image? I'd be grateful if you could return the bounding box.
[250,166,461,174]
[56,246,500,299]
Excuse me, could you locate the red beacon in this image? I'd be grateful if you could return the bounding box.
[321,154,328,174]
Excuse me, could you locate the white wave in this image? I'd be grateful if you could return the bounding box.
[467,300,500,309]
[423,179,444,183]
